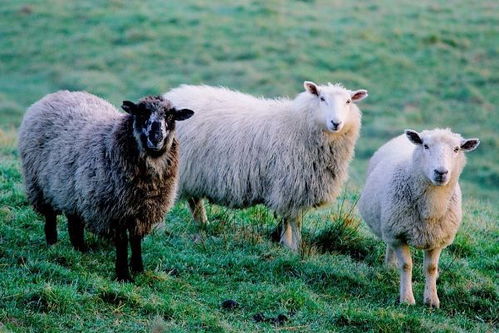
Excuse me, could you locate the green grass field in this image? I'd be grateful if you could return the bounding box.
[0,0,497,331]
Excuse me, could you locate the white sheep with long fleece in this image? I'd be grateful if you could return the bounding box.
[165,82,368,250]
[359,128,480,308]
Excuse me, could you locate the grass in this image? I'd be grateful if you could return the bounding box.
[0,0,498,331]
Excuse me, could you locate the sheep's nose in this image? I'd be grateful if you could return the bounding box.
[152,131,163,141]
[434,169,448,176]
[331,121,342,130]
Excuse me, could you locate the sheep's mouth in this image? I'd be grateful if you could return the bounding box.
[145,146,167,158]
[144,140,167,157]
[146,138,164,151]
[326,127,343,134]
[146,145,162,152]
[432,177,448,186]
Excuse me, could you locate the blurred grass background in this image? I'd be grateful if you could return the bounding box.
[0,0,497,332]
[0,0,497,200]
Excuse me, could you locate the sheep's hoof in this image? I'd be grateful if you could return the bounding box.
[399,296,416,305]
[424,298,440,309]
[116,274,134,283]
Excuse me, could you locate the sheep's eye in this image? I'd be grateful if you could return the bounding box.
[453,147,459,153]
[346,100,351,104]
[320,96,325,102]
[423,144,429,150]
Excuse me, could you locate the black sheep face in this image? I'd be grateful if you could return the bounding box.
[122,96,194,155]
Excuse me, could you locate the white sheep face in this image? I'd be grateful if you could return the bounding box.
[405,129,480,186]
[304,81,367,133]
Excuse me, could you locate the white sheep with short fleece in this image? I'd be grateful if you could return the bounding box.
[359,128,480,308]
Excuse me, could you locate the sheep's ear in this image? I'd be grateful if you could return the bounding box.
[304,81,319,96]
[121,101,137,114]
[351,90,368,102]
[405,129,423,145]
[174,108,194,121]
[460,138,480,152]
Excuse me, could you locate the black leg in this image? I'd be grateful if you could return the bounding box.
[129,228,144,274]
[270,221,283,243]
[115,228,132,282]
[67,214,87,252]
[44,211,58,245]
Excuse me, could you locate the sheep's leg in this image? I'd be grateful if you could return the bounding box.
[270,215,283,242]
[67,214,87,252]
[385,245,397,268]
[44,210,58,245]
[394,244,415,305]
[423,247,442,308]
[115,228,132,282]
[129,228,144,274]
[188,198,208,225]
[280,215,302,251]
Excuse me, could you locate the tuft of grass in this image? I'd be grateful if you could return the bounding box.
[310,196,380,264]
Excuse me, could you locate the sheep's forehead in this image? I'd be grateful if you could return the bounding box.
[138,96,173,114]
[421,129,462,147]
[144,102,168,114]
[320,85,350,100]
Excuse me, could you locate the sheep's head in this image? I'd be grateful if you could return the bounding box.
[303,81,367,134]
[122,96,194,154]
[405,128,479,186]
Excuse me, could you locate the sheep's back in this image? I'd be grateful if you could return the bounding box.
[366,134,413,176]
[19,91,122,216]
[166,85,285,118]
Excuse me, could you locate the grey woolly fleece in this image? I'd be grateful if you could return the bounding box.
[18,91,179,237]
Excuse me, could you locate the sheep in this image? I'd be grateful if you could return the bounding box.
[18,91,194,281]
[358,128,480,308]
[164,82,368,250]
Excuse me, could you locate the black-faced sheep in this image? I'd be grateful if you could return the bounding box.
[18,91,194,281]
[164,82,368,250]
[358,128,480,307]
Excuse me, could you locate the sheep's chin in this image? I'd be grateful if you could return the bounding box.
[430,178,449,187]
[146,138,164,151]
[324,127,344,135]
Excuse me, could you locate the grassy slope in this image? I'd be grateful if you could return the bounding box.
[0,0,497,332]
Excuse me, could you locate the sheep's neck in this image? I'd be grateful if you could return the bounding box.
[409,171,457,221]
